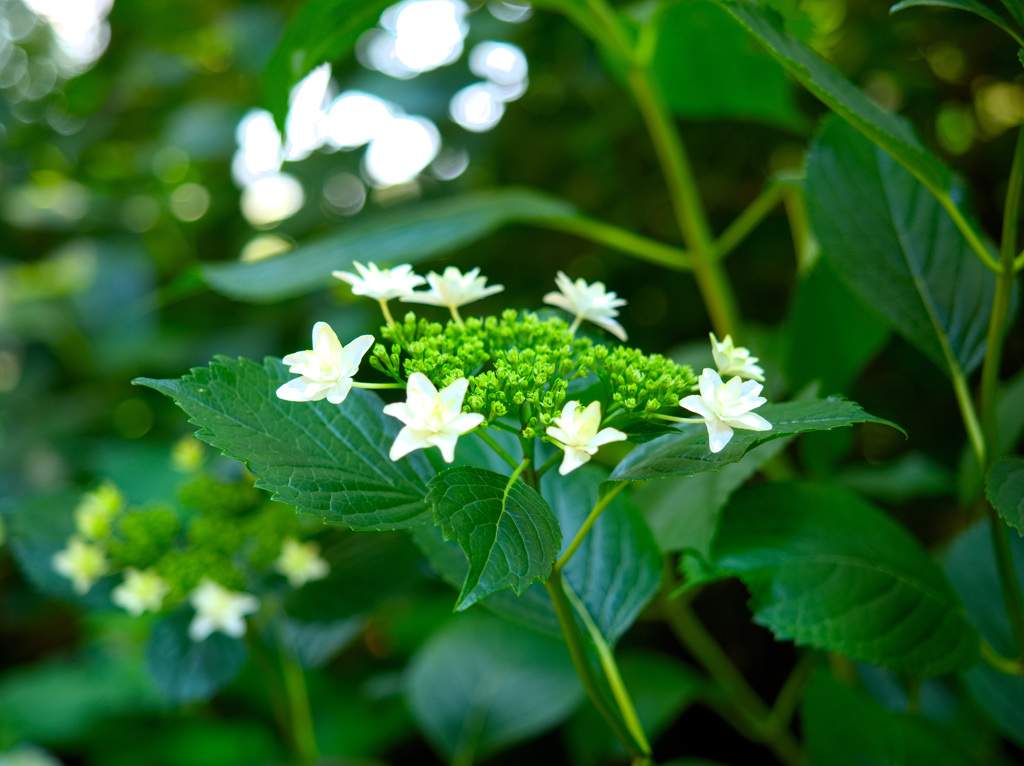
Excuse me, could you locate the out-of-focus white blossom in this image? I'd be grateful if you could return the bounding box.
[332,261,426,301]
[188,580,259,642]
[274,538,330,588]
[111,568,170,616]
[383,373,484,463]
[402,266,504,316]
[52,537,108,594]
[543,271,628,341]
[710,332,765,382]
[74,481,123,540]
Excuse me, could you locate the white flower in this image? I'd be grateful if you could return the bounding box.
[52,537,109,595]
[710,332,765,382]
[111,568,170,616]
[402,266,504,310]
[543,271,628,341]
[274,538,330,588]
[74,481,124,540]
[187,579,259,642]
[331,261,426,301]
[382,372,485,463]
[546,400,628,475]
[680,368,772,453]
[276,322,375,404]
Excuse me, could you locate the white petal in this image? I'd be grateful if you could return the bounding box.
[389,427,428,461]
[680,394,714,419]
[325,378,354,404]
[705,418,734,453]
[589,426,628,447]
[276,377,326,402]
[726,412,772,432]
[433,433,460,463]
[546,425,573,445]
[698,369,722,401]
[189,616,215,642]
[593,316,628,341]
[439,377,469,413]
[543,291,574,312]
[382,401,416,425]
[281,350,311,367]
[405,372,439,410]
[558,446,591,475]
[447,412,485,434]
[339,334,376,372]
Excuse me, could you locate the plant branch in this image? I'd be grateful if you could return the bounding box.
[938,195,1001,273]
[715,182,787,261]
[541,216,692,271]
[476,429,519,470]
[555,481,628,571]
[534,450,563,482]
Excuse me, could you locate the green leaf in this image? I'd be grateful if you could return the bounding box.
[426,466,562,611]
[720,0,952,195]
[805,117,1004,376]
[652,0,805,131]
[959,366,1024,501]
[803,671,978,766]
[611,398,901,482]
[146,612,249,703]
[414,465,662,643]
[136,357,434,531]
[404,613,584,763]
[987,456,1024,534]
[711,482,979,675]
[783,258,890,395]
[890,0,1023,45]
[202,189,579,303]
[637,438,791,554]
[261,0,392,131]
[944,521,1024,747]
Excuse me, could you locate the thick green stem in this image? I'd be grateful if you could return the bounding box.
[545,572,645,756]
[715,182,787,261]
[541,216,692,271]
[476,429,519,470]
[626,66,741,338]
[555,481,628,571]
[534,450,563,482]
[938,195,1001,273]
[978,124,1024,672]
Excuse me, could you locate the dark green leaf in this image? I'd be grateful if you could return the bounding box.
[803,671,977,765]
[806,117,1003,376]
[784,258,889,394]
[891,0,1022,43]
[262,0,392,131]
[566,651,702,766]
[652,0,805,131]
[837,452,954,503]
[415,465,663,643]
[275,616,365,669]
[712,482,979,675]
[202,189,578,303]
[987,456,1024,534]
[136,357,434,531]
[959,366,1024,501]
[611,398,901,482]
[721,0,952,194]
[944,520,1024,746]
[146,612,249,703]
[404,613,583,763]
[426,466,562,610]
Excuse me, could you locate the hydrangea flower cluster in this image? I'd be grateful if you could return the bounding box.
[278,262,773,467]
[51,472,331,642]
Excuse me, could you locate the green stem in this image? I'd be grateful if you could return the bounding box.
[651,413,704,424]
[981,638,1024,675]
[938,195,1001,273]
[541,215,692,270]
[505,456,530,491]
[277,641,320,765]
[987,511,1024,671]
[625,64,741,337]
[562,580,652,755]
[378,298,395,328]
[555,481,628,570]
[765,654,814,736]
[534,450,563,482]
[714,182,787,261]
[545,572,646,757]
[450,304,465,327]
[476,429,519,470]
[951,369,986,469]
[352,381,405,389]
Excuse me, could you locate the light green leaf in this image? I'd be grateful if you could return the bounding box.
[146,613,249,703]
[712,482,979,675]
[136,357,434,531]
[414,465,662,643]
[611,398,901,482]
[891,0,1023,45]
[987,457,1024,534]
[202,189,578,303]
[652,0,805,130]
[262,0,392,131]
[426,466,562,611]
[806,117,1004,377]
[943,521,1024,747]
[405,613,584,763]
[720,0,952,195]
[804,671,978,765]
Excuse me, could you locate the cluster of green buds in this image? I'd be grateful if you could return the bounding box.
[276,262,774,475]
[51,469,330,642]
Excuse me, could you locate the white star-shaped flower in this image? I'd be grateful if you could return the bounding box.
[402,266,504,311]
[331,261,426,301]
[543,271,628,341]
[680,368,771,453]
[276,322,375,404]
[274,538,330,588]
[111,568,170,616]
[710,332,765,382]
[546,400,628,475]
[382,372,485,463]
[52,537,109,595]
[188,579,259,642]
[74,481,124,540]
